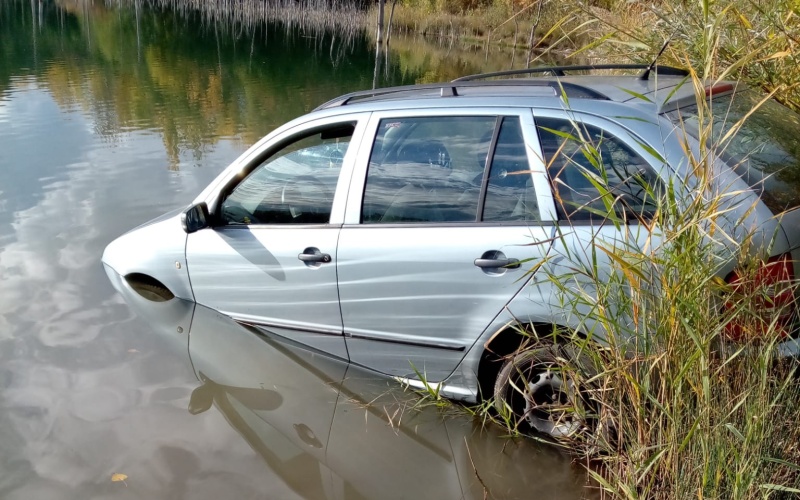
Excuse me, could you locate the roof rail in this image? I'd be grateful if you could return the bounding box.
[453,64,689,82]
[314,80,608,111]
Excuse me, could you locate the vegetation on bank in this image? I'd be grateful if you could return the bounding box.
[119,0,798,110]
[374,0,798,111]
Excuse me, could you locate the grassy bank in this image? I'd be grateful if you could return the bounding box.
[372,0,799,109]
[119,0,797,110]
[582,0,800,110]
[371,2,559,47]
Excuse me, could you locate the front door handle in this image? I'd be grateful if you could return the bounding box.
[298,250,332,263]
[474,257,520,269]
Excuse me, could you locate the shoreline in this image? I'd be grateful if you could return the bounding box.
[106,0,566,54]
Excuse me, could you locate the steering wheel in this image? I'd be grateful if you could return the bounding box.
[281,176,332,222]
[221,201,261,225]
[327,148,345,169]
[397,140,452,169]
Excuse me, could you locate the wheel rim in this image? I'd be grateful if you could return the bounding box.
[513,363,583,437]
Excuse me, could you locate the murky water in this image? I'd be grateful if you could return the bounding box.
[0,1,587,498]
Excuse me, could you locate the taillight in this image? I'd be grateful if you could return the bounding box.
[705,83,735,97]
[723,253,796,342]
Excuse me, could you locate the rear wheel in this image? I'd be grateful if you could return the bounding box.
[493,344,596,439]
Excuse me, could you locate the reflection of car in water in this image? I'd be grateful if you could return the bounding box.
[114,277,588,500]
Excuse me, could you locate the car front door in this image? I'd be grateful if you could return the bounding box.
[185,114,369,359]
[336,109,556,382]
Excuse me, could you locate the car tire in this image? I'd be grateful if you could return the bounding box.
[493,343,599,439]
[129,281,175,302]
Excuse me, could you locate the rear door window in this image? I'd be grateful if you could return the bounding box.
[482,117,539,221]
[535,117,661,221]
[361,116,538,224]
[361,116,495,223]
[667,91,800,213]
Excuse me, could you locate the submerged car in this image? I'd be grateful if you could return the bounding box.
[103,64,800,437]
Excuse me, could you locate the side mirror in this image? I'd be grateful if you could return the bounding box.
[181,202,210,234]
[188,382,215,415]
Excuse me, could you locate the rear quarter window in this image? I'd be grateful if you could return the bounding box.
[667,91,800,213]
[535,117,661,221]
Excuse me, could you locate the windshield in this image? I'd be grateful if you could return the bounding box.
[667,91,800,213]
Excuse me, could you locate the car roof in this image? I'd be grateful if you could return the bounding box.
[314,64,704,115]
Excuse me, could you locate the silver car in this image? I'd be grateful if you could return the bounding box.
[102,64,800,434]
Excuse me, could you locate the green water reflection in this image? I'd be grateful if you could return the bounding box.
[1,1,393,168]
[1,1,542,169]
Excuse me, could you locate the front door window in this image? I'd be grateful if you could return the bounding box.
[221,123,355,225]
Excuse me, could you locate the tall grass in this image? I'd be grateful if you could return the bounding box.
[381,0,799,111]
[108,0,370,35]
[536,160,800,498]
[483,11,800,495]
[555,0,800,111]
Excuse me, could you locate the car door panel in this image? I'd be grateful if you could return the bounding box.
[337,109,554,381]
[185,115,369,359]
[337,225,552,380]
[186,226,348,359]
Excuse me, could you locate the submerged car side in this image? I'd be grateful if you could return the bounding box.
[103,68,800,407]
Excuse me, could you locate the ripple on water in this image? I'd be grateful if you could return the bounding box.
[148,386,192,403]
[38,310,106,348]
[68,386,130,423]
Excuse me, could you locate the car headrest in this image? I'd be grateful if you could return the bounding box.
[397,139,451,169]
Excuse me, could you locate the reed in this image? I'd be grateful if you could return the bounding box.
[108,0,370,36]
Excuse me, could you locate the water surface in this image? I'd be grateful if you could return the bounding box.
[0,2,587,498]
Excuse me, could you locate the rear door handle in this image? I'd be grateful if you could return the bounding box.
[298,248,332,263]
[474,257,520,269]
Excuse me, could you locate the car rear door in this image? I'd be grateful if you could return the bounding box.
[527,109,668,337]
[336,108,556,382]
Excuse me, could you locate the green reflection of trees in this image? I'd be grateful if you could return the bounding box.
[0,1,413,169]
[2,1,529,171]
[380,32,563,85]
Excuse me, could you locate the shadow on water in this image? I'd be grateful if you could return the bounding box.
[120,276,592,499]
